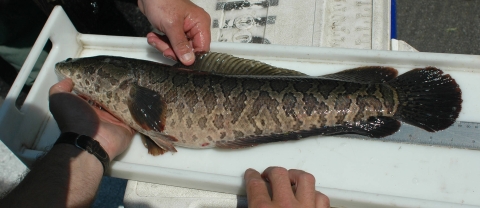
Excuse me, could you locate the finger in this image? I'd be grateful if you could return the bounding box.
[244,168,272,207]
[315,191,330,208]
[188,26,210,54]
[261,167,295,201]
[147,32,171,52]
[146,32,177,61]
[162,23,195,65]
[288,169,316,205]
[137,0,145,13]
[184,12,211,53]
[49,92,99,137]
[49,78,73,96]
[94,107,131,130]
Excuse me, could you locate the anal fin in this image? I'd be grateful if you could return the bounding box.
[346,116,401,138]
[215,116,400,149]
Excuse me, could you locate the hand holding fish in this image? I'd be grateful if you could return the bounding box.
[245,167,330,208]
[49,78,135,159]
[138,0,211,66]
[0,79,136,207]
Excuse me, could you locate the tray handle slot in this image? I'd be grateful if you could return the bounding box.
[0,6,81,164]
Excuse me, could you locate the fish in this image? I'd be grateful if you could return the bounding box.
[54,52,462,155]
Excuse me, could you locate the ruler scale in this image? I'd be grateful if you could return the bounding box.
[342,121,480,150]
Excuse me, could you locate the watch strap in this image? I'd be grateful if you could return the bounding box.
[55,132,110,174]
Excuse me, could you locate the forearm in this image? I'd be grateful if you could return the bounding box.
[0,144,103,207]
[0,78,134,207]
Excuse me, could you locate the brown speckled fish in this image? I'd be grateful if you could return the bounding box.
[55,52,462,155]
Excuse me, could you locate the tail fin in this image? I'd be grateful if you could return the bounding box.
[389,67,462,132]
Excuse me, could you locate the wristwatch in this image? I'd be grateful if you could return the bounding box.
[55,132,110,174]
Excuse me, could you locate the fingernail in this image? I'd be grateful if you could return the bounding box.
[181,52,194,63]
[148,41,156,47]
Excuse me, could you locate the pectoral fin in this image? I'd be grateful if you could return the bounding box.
[128,84,166,132]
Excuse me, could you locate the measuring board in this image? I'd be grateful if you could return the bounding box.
[343,121,480,150]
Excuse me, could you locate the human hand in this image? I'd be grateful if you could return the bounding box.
[138,0,211,65]
[49,78,135,159]
[244,167,330,208]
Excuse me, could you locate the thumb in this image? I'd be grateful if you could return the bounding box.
[49,78,74,96]
[163,26,195,65]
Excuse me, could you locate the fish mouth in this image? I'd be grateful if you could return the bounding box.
[54,68,66,80]
[54,59,72,80]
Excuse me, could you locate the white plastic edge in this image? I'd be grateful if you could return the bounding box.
[0,6,80,157]
[114,162,478,208]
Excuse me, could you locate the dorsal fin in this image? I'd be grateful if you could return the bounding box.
[319,66,398,84]
[174,52,307,76]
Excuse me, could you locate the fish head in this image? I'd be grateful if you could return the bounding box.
[55,56,136,100]
[54,57,75,80]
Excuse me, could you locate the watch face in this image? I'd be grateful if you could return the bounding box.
[75,135,89,151]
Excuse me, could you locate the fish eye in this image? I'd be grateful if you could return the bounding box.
[65,58,73,62]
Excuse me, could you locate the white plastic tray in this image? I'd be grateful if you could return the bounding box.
[2,7,480,207]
